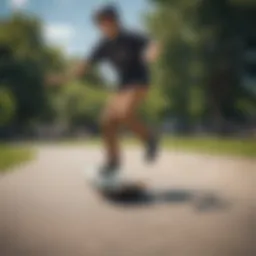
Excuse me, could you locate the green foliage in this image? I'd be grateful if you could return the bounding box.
[147,0,203,130]
[0,14,64,126]
[140,85,167,123]
[0,87,16,126]
[49,81,107,129]
[148,0,255,131]
[0,5,254,137]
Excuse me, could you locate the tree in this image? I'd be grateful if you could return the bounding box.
[148,0,256,133]
[48,81,107,132]
[0,86,16,126]
[198,0,256,131]
[0,14,64,128]
[148,0,204,131]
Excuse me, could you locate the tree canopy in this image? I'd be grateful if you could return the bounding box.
[0,2,255,138]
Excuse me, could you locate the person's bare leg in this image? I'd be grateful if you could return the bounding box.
[100,89,146,169]
[117,88,151,142]
[125,114,150,142]
[100,87,158,174]
[117,87,159,162]
[101,116,120,166]
[100,94,122,174]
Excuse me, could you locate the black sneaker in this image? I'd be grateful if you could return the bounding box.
[145,135,159,163]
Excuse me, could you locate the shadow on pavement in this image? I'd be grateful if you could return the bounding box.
[100,186,230,212]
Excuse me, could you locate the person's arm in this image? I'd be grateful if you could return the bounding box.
[47,40,105,86]
[133,32,161,64]
[47,61,90,86]
[144,40,161,63]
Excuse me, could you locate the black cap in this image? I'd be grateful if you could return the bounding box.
[93,5,119,24]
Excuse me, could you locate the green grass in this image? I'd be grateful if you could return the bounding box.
[162,137,256,157]
[57,136,256,158]
[0,137,253,174]
[0,145,33,173]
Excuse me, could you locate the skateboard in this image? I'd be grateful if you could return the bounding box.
[85,165,146,198]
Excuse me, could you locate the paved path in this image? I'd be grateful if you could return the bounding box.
[0,146,255,256]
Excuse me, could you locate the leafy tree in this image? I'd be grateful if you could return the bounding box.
[0,14,64,127]
[49,81,107,131]
[0,86,16,126]
[147,0,203,131]
[148,0,256,133]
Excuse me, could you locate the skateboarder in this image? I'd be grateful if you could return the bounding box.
[48,5,160,176]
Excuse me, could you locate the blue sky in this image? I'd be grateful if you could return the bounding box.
[1,0,150,57]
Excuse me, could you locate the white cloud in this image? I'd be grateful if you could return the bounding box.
[44,24,75,42]
[10,0,28,9]
[43,24,75,54]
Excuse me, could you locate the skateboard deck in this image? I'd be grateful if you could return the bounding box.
[85,165,146,197]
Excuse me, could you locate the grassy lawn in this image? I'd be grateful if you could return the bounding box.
[58,136,256,158]
[0,145,33,173]
[162,137,256,158]
[0,137,253,174]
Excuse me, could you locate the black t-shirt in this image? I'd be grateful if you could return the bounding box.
[88,30,150,86]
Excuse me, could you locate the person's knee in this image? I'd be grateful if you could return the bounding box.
[116,108,133,124]
[101,104,133,128]
[100,112,118,130]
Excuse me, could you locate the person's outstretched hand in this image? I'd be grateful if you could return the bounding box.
[45,73,67,87]
[45,62,88,87]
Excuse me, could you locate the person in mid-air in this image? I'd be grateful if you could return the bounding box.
[49,5,160,176]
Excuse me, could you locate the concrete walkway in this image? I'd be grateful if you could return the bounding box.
[0,146,255,256]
